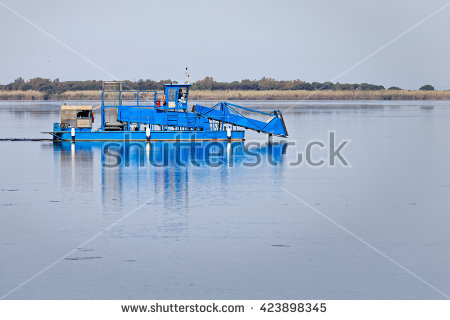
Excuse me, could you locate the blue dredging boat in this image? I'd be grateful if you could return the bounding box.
[47,80,288,141]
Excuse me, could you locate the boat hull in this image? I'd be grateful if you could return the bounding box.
[52,130,245,142]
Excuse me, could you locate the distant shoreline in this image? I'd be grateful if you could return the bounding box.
[1,89,450,101]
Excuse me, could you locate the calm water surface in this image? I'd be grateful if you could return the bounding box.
[0,100,449,299]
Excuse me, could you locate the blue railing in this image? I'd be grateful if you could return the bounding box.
[101,90,161,107]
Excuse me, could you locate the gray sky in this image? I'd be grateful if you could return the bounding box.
[1,0,449,89]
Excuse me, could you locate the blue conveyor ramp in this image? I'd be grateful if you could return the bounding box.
[193,102,288,137]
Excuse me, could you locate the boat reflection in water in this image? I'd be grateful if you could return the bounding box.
[53,141,288,169]
[99,140,288,168]
[52,141,288,226]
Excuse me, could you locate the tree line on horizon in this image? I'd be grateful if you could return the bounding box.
[0,77,435,98]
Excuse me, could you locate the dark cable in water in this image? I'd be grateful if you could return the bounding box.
[0,138,54,141]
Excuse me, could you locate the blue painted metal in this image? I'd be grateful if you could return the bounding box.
[53,130,245,141]
[193,102,288,137]
[117,108,210,131]
[49,81,288,141]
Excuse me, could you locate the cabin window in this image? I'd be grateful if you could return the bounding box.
[168,88,176,102]
[178,88,187,101]
[77,110,91,118]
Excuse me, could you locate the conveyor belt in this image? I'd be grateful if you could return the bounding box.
[193,102,288,137]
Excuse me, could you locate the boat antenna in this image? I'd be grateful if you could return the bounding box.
[185,67,190,84]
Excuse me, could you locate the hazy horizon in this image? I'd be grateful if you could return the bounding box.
[1,0,449,90]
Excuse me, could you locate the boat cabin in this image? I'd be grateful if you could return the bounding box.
[163,84,190,110]
[60,105,93,129]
